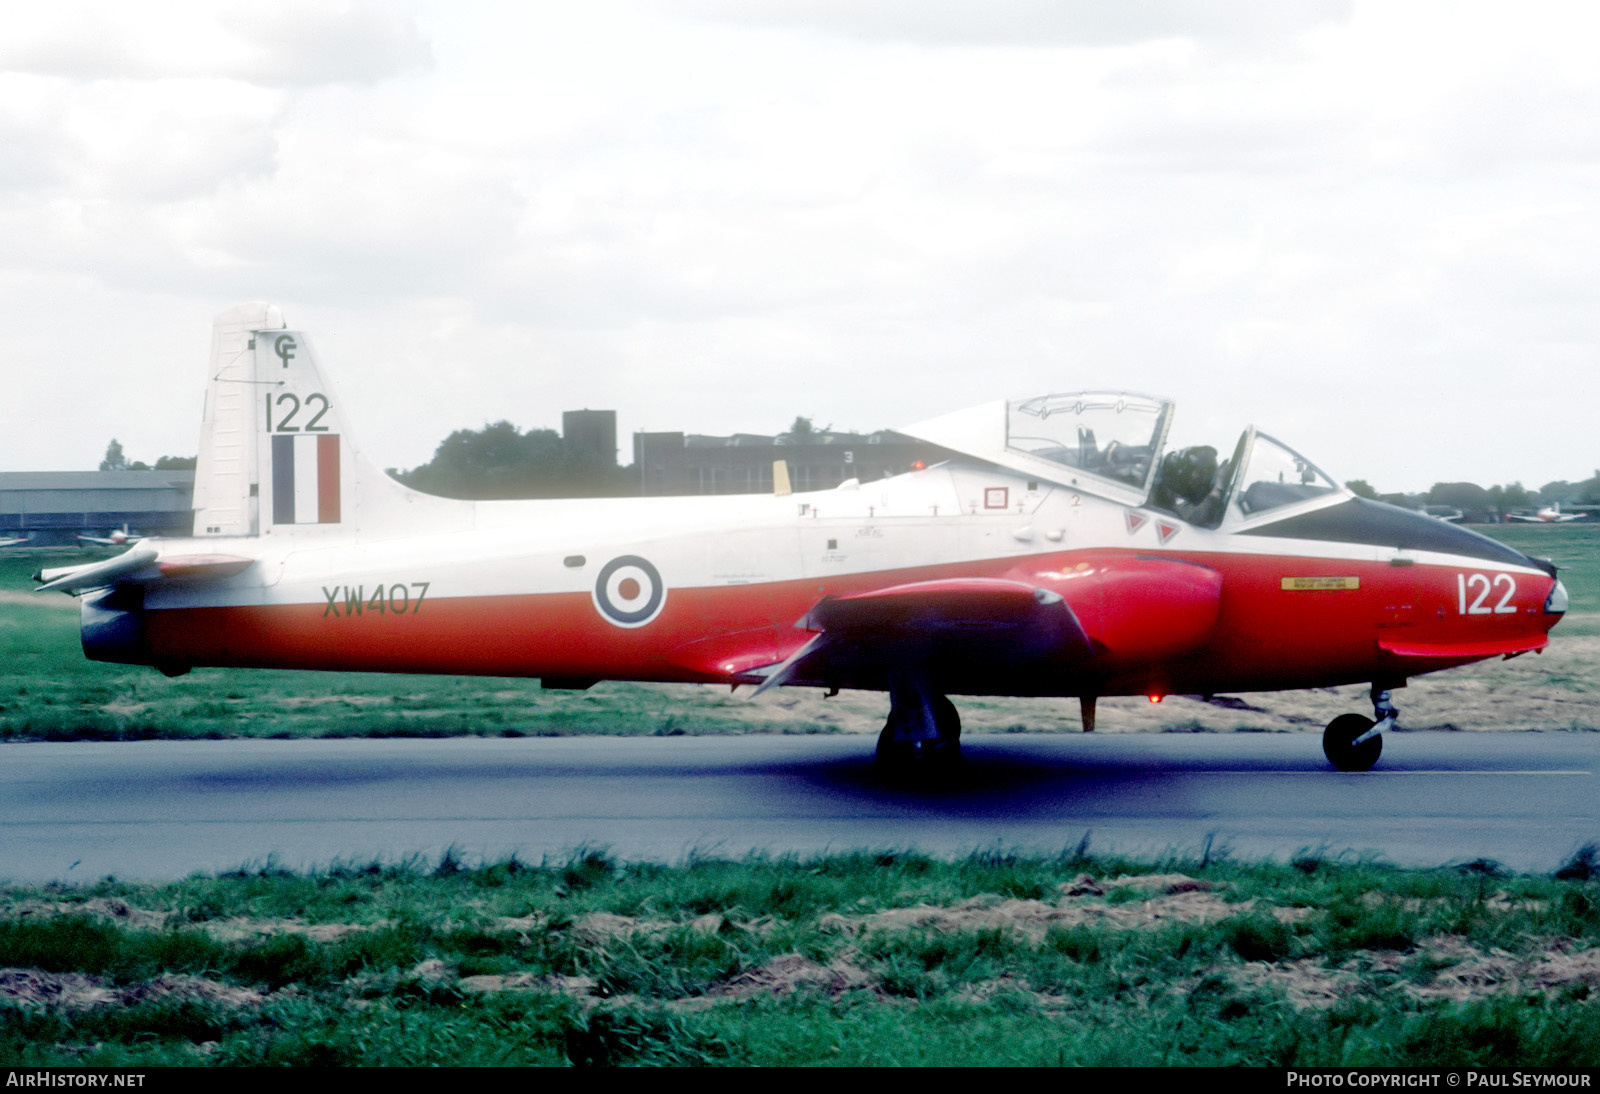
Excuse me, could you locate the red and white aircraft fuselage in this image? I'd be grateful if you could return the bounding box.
[40,304,1567,772]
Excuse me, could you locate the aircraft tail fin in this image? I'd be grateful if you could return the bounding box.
[192,303,468,539]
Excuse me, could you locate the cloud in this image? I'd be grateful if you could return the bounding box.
[0,78,74,193]
[666,0,1352,49]
[218,1,433,87]
[0,0,1595,493]
[0,0,430,87]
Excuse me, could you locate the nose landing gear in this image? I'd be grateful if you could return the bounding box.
[1322,687,1398,771]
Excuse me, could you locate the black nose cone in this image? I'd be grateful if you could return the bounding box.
[1241,497,1557,576]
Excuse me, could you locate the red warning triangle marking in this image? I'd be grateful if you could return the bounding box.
[1125,511,1147,535]
[1157,521,1180,545]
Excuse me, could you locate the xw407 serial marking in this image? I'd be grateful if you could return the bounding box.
[322,583,431,618]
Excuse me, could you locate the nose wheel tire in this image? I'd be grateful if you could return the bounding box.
[1323,713,1382,771]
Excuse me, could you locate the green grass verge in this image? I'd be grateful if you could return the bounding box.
[4,849,1600,1066]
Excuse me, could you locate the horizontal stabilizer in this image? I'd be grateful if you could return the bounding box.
[34,547,159,594]
[34,549,255,594]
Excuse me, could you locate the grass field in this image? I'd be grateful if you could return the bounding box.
[2,525,1596,742]
[1481,523,1600,615]
[5,849,1600,1066]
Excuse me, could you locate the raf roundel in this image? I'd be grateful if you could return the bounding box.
[592,555,666,628]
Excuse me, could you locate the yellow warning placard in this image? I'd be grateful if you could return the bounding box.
[1281,576,1360,591]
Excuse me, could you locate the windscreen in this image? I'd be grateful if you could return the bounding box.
[1233,432,1340,517]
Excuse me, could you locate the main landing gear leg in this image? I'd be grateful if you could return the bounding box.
[1322,686,1398,772]
[876,671,961,777]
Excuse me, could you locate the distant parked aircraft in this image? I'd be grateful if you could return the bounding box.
[1508,504,1583,524]
[78,525,143,547]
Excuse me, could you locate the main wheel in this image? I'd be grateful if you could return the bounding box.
[875,696,962,776]
[1323,713,1382,771]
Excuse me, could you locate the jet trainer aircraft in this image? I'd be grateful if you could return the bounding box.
[37,304,1567,773]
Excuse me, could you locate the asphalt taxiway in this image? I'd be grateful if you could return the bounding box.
[3,732,1597,882]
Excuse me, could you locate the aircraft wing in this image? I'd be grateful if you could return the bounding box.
[737,555,1221,694]
[35,546,254,594]
[751,577,1094,694]
[798,577,1086,637]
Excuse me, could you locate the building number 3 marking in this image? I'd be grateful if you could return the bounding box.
[1457,572,1516,615]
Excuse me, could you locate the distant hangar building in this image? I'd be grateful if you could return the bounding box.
[0,471,195,546]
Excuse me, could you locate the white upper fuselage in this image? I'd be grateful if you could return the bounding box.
[140,455,1548,615]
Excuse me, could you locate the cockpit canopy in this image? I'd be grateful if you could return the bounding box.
[1005,393,1171,496]
[905,390,1347,528]
[1151,427,1344,528]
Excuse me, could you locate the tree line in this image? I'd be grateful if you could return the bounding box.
[387,416,839,500]
[1346,473,1600,521]
[388,421,635,500]
[98,423,628,500]
[98,439,195,472]
[97,432,1597,516]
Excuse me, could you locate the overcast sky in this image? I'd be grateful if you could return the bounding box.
[1,0,1595,493]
